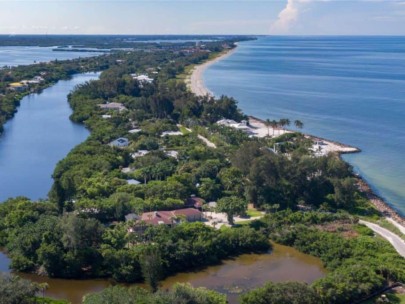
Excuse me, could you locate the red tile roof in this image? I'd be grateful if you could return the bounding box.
[139,208,202,226]
[185,197,205,208]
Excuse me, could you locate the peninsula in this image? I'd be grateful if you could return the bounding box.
[0,36,404,304]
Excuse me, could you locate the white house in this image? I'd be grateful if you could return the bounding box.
[131,74,153,84]
[126,179,141,185]
[131,150,150,159]
[161,131,183,137]
[98,102,127,112]
[165,150,179,159]
[109,137,129,148]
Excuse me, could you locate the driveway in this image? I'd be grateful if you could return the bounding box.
[359,220,405,258]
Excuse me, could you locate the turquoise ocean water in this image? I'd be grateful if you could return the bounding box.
[204,36,405,215]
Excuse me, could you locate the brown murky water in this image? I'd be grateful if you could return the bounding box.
[1,243,326,304]
[159,243,326,303]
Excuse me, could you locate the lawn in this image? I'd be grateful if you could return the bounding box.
[246,209,263,218]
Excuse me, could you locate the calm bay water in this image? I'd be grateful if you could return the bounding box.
[205,36,405,215]
[0,46,102,67]
[0,73,99,201]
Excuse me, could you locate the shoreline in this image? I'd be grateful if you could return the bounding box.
[186,46,237,97]
[187,44,405,227]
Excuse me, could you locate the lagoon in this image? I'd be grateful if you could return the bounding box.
[0,73,99,202]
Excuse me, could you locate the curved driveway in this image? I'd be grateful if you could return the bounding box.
[359,220,405,258]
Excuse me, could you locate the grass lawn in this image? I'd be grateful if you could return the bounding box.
[246,209,263,218]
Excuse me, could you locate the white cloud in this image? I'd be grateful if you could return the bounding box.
[270,0,315,34]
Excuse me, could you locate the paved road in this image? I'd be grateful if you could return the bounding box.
[198,135,217,148]
[387,218,405,235]
[359,220,405,258]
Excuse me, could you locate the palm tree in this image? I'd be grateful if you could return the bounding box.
[294,120,304,130]
[278,118,290,134]
[270,120,278,136]
[265,119,271,137]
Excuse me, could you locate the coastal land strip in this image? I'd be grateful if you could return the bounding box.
[186,44,405,240]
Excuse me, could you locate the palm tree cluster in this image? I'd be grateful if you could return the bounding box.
[264,118,304,137]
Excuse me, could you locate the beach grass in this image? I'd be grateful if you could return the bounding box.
[246,209,263,217]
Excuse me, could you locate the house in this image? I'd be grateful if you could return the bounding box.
[161,131,183,137]
[137,208,202,227]
[131,74,153,84]
[121,167,135,174]
[8,82,28,92]
[24,76,45,84]
[126,179,141,185]
[173,208,203,222]
[109,137,129,147]
[125,213,140,222]
[102,114,112,119]
[207,201,217,209]
[185,195,205,209]
[131,150,149,159]
[165,150,179,159]
[217,119,238,126]
[128,128,142,134]
[98,102,127,112]
[216,119,254,135]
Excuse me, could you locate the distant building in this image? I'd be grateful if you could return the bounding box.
[126,179,141,185]
[165,150,179,159]
[216,119,253,134]
[125,213,140,222]
[185,195,205,209]
[109,137,129,147]
[137,208,202,227]
[131,150,149,159]
[128,128,142,134]
[131,74,153,84]
[207,201,217,209]
[98,102,127,112]
[101,114,112,119]
[161,131,183,137]
[121,167,135,174]
[23,76,45,85]
[8,82,28,92]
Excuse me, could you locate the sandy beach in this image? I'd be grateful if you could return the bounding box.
[186,47,236,97]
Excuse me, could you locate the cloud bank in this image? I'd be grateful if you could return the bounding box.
[270,0,312,34]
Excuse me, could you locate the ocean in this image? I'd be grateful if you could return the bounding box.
[204,36,405,215]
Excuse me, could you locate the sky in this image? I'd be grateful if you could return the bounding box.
[0,0,405,35]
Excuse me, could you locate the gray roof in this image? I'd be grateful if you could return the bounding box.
[127,179,141,185]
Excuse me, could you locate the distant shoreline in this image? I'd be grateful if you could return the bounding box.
[187,45,405,227]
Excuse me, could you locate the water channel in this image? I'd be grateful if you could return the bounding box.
[0,73,98,201]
